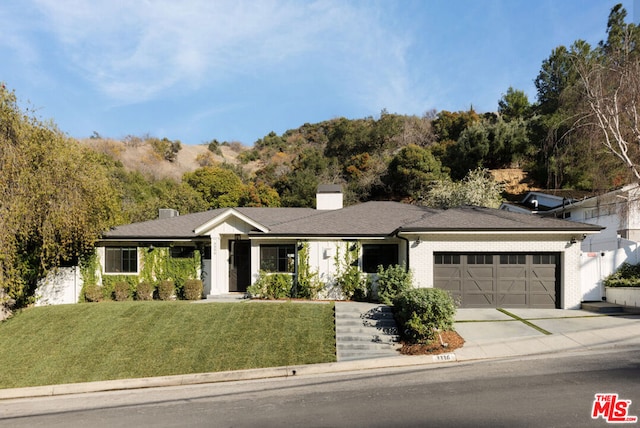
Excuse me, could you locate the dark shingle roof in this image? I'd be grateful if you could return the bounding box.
[102,202,602,241]
[102,207,318,240]
[264,201,435,236]
[400,205,603,232]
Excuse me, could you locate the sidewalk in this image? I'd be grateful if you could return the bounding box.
[2,307,640,400]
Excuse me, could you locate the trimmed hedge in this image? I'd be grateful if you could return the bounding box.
[183,279,203,300]
[113,281,131,301]
[136,281,154,301]
[83,284,103,303]
[393,288,456,343]
[157,280,175,301]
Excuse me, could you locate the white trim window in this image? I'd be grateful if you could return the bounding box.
[260,244,295,273]
[105,247,138,274]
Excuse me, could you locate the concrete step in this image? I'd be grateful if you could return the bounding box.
[338,351,401,361]
[334,301,401,361]
[582,301,624,313]
[336,304,394,313]
[336,333,399,344]
[337,343,399,351]
[335,318,398,328]
[334,325,399,335]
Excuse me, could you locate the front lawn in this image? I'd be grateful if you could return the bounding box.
[0,301,336,389]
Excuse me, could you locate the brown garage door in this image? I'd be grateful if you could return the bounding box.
[434,253,559,308]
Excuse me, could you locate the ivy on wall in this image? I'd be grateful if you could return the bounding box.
[78,247,201,301]
[294,242,324,299]
[333,241,368,300]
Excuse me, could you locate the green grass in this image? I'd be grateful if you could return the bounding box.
[0,301,336,389]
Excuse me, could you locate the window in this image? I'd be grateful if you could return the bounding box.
[533,254,556,265]
[260,244,295,272]
[467,254,493,265]
[105,247,138,273]
[434,254,460,265]
[170,246,195,258]
[499,254,525,264]
[362,244,398,273]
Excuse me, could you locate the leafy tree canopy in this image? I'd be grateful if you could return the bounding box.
[0,85,122,305]
[183,166,244,209]
[422,168,504,209]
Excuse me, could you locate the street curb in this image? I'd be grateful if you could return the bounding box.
[0,353,457,400]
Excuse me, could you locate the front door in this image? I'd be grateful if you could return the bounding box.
[229,240,251,292]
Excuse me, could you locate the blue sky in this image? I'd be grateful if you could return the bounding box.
[1,1,637,146]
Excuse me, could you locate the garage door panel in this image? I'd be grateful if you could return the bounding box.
[531,294,556,308]
[464,293,496,307]
[464,280,494,293]
[530,280,555,293]
[434,253,559,308]
[498,293,527,307]
[498,279,527,293]
[434,266,462,293]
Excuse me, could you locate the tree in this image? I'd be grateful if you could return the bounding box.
[239,182,281,207]
[183,166,244,208]
[432,109,480,142]
[498,87,531,121]
[149,137,182,162]
[385,144,448,198]
[532,39,597,189]
[535,46,572,115]
[0,85,121,305]
[571,5,640,181]
[422,168,504,209]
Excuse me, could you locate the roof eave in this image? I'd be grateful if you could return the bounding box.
[398,228,603,234]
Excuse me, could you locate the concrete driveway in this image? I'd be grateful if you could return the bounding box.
[453,307,640,361]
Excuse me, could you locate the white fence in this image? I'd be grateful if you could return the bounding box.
[580,243,640,302]
[35,267,83,306]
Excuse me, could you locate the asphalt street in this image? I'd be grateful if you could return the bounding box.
[2,349,639,428]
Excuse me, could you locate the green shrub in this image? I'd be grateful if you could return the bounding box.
[113,281,131,301]
[136,281,154,301]
[247,271,292,299]
[393,288,456,344]
[157,280,175,301]
[183,279,203,300]
[376,264,412,305]
[604,262,640,287]
[83,284,103,303]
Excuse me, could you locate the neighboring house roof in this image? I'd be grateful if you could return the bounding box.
[101,201,602,243]
[544,183,639,215]
[502,186,638,215]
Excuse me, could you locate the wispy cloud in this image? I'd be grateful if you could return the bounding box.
[27,0,420,112]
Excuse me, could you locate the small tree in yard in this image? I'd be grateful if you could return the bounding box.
[393,288,457,343]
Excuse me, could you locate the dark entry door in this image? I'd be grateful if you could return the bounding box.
[229,240,251,292]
